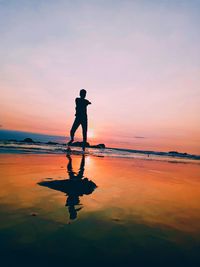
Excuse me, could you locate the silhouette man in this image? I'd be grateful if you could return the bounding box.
[38,155,97,221]
[68,89,91,151]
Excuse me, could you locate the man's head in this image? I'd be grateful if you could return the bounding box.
[80,89,86,98]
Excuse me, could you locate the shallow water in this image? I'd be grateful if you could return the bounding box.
[0,154,200,267]
[1,141,200,162]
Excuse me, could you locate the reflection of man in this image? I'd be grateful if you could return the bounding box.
[67,154,85,180]
[38,154,97,221]
[66,155,85,220]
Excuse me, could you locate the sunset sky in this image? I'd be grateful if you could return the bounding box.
[0,0,200,153]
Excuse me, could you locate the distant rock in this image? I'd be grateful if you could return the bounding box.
[70,141,106,149]
[47,141,58,145]
[22,138,35,143]
[97,143,106,148]
[90,143,106,149]
[169,151,188,156]
[71,141,90,147]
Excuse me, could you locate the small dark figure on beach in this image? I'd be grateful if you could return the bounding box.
[68,89,91,151]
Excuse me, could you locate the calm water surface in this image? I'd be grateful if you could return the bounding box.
[0,154,200,267]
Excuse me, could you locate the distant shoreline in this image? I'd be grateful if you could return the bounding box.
[0,139,200,163]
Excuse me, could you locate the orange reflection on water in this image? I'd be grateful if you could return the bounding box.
[0,154,200,235]
[84,157,200,233]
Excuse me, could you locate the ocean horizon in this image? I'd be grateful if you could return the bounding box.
[0,129,66,143]
[1,129,200,164]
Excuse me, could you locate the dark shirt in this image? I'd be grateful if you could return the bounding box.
[75,98,90,118]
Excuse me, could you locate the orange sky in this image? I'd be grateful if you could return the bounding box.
[0,1,200,154]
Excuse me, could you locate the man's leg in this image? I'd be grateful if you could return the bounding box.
[66,155,75,179]
[81,119,88,151]
[68,117,80,145]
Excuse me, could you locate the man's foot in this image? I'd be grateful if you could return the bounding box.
[66,146,71,152]
[67,138,74,145]
[82,143,86,152]
[66,146,71,156]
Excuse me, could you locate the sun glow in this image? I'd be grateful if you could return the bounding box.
[88,129,95,139]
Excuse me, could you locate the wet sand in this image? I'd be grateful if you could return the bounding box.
[0,154,200,266]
